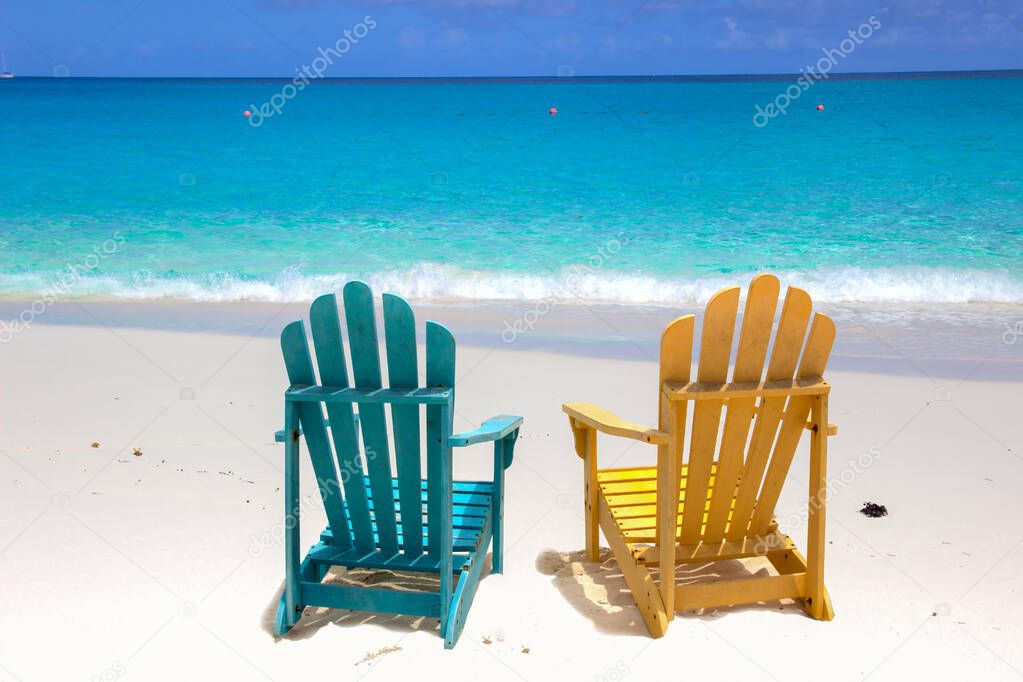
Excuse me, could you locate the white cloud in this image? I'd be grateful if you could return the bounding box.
[546,32,582,51]
[398,27,427,49]
[715,16,755,49]
[433,27,469,48]
[714,15,798,51]
[135,41,162,57]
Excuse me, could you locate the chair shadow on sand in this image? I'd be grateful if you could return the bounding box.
[536,548,808,636]
[261,556,493,642]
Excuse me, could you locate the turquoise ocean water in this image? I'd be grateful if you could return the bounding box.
[1,74,1022,304]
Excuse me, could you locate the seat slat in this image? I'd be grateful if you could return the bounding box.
[383,292,425,558]
[280,320,353,551]
[309,294,375,552]
[597,467,695,484]
[610,498,735,523]
[600,474,718,496]
[366,499,489,518]
[322,528,484,553]
[364,488,492,508]
[680,286,738,543]
[347,513,486,532]
[358,482,493,524]
[633,532,794,564]
[344,282,400,556]
[450,503,489,518]
[596,467,665,483]
[607,503,778,543]
[308,543,441,570]
[704,274,780,542]
[614,500,720,531]
[317,474,493,555]
[362,478,492,494]
[599,465,716,509]
[307,544,475,575]
[604,491,660,507]
[323,507,490,532]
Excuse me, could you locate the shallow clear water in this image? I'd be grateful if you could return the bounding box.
[1,74,1022,303]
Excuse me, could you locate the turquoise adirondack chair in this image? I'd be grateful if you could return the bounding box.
[272,281,522,648]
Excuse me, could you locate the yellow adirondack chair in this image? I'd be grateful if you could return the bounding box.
[563,274,838,637]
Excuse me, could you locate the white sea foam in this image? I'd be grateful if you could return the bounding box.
[1,265,1022,305]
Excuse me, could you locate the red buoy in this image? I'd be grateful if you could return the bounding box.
[549,107,558,115]
[243,110,252,117]
[816,104,824,111]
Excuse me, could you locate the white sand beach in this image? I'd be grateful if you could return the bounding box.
[2,301,1022,681]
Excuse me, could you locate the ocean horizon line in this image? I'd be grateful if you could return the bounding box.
[7,69,1023,83]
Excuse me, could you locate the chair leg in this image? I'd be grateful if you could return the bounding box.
[804,394,834,621]
[491,437,506,574]
[600,495,669,637]
[806,585,835,620]
[275,555,314,636]
[443,563,477,649]
[583,428,599,561]
[444,518,492,648]
[273,593,294,637]
[278,402,303,636]
[656,412,682,620]
[437,406,455,641]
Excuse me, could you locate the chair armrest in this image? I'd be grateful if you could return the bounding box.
[562,402,667,445]
[273,414,360,442]
[449,415,523,447]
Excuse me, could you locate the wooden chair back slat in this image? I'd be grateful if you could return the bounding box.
[309,294,374,551]
[749,313,835,534]
[425,321,456,560]
[679,287,739,543]
[703,274,780,542]
[656,315,695,572]
[383,293,425,557]
[280,320,353,550]
[725,285,813,540]
[342,281,400,556]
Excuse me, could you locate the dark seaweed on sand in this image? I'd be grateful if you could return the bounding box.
[860,502,888,518]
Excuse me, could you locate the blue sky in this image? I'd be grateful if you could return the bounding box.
[0,1,1020,77]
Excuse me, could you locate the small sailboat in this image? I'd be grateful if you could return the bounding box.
[1,52,15,79]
